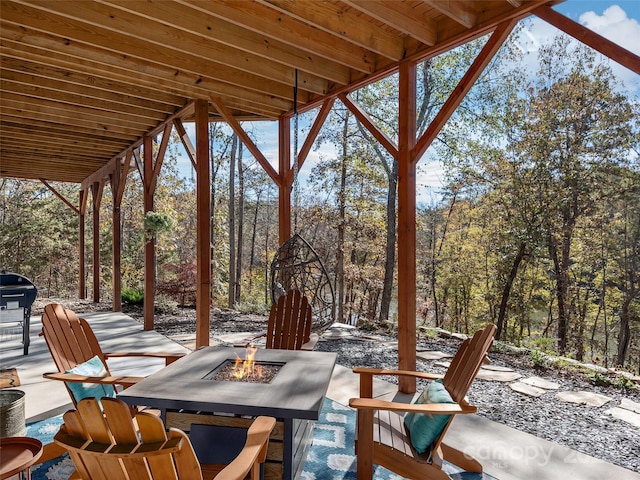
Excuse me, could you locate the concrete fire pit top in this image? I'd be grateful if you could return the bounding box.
[119,346,337,420]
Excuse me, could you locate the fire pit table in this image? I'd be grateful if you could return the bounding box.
[119,346,337,480]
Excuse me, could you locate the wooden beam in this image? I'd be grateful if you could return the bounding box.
[40,179,79,214]
[533,5,640,75]
[278,115,292,245]
[109,157,128,312]
[261,0,405,61]
[194,99,211,349]
[91,180,104,303]
[143,135,155,331]
[176,0,375,74]
[103,0,353,83]
[339,93,398,159]
[412,19,517,162]
[78,187,88,299]
[1,23,316,102]
[150,123,172,197]
[8,1,337,89]
[174,118,197,169]
[425,0,476,29]
[343,0,437,46]
[397,60,417,394]
[211,98,280,183]
[286,97,335,185]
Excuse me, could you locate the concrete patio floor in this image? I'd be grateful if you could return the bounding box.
[0,311,637,480]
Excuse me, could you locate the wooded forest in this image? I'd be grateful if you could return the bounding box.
[1,30,639,372]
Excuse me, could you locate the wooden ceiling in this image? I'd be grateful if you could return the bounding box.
[1,0,561,183]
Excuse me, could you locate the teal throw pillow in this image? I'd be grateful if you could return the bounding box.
[65,355,117,403]
[403,379,454,453]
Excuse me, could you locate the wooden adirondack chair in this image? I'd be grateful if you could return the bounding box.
[265,289,318,350]
[349,324,497,480]
[54,397,276,480]
[40,303,185,405]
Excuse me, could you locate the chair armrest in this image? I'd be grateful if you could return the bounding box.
[209,416,277,480]
[103,351,185,365]
[37,442,68,465]
[43,372,144,388]
[352,367,444,381]
[348,397,477,415]
[300,333,319,351]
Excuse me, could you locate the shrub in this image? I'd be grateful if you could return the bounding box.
[530,349,548,368]
[587,371,611,387]
[122,288,144,305]
[615,375,637,392]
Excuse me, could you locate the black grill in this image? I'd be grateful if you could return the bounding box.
[0,272,38,355]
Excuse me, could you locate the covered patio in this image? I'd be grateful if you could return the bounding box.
[1,309,637,480]
[2,0,639,395]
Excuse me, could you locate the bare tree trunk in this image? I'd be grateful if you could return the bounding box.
[248,188,262,291]
[228,134,237,308]
[496,242,526,340]
[617,296,634,366]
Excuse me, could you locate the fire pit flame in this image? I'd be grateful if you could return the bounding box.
[232,345,263,380]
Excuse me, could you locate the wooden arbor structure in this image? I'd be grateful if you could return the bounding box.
[1,1,638,394]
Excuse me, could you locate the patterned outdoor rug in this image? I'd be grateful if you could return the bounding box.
[27,399,497,480]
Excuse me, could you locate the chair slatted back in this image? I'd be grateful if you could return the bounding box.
[442,324,496,402]
[41,303,109,374]
[54,397,203,480]
[266,290,313,350]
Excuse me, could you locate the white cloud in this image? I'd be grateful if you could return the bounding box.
[580,5,640,54]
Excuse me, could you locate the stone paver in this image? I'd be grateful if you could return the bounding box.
[482,364,515,372]
[605,406,640,428]
[475,369,522,382]
[509,381,546,397]
[520,376,560,390]
[555,390,612,407]
[416,350,454,361]
[620,398,640,414]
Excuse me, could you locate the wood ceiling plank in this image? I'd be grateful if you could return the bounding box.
[0,141,108,161]
[0,24,309,103]
[0,77,168,122]
[0,125,121,149]
[261,0,404,61]
[343,0,437,46]
[10,0,343,88]
[0,119,135,145]
[3,41,293,114]
[172,0,375,73]
[2,96,157,130]
[425,1,476,29]
[0,165,102,183]
[0,55,179,115]
[0,151,106,167]
[0,36,187,103]
[0,135,118,156]
[92,0,352,83]
[1,107,147,138]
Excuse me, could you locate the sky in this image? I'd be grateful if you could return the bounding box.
[174,1,640,205]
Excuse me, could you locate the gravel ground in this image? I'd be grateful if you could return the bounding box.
[33,299,640,472]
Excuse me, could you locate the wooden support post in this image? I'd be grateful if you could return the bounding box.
[397,60,417,394]
[91,181,103,303]
[110,153,130,312]
[278,116,291,245]
[143,135,155,331]
[277,116,293,245]
[195,99,211,348]
[78,188,88,299]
